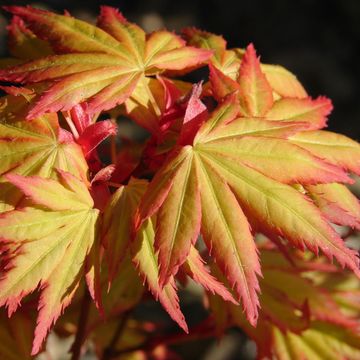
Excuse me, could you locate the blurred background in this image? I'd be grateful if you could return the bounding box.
[0,1,359,359]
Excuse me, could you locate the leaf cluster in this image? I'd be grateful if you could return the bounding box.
[0,6,359,359]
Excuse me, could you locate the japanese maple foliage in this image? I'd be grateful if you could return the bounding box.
[0,5,359,360]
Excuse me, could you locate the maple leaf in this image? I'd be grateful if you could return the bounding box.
[230,311,360,360]
[104,178,237,310]
[266,96,333,130]
[181,246,238,304]
[75,256,144,331]
[307,183,360,230]
[76,119,117,158]
[207,43,333,131]
[7,15,52,60]
[310,266,360,321]
[124,76,191,136]
[270,322,360,360]
[183,27,307,99]
[136,45,360,327]
[208,249,360,360]
[0,171,99,354]
[0,6,212,119]
[0,94,88,212]
[99,256,144,317]
[236,44,274,117]
[103,177,188,332]
[182,27,241,81]
[290,129,360,175]
[102,178,148,283]
[132,218,188,333]
[259,265,358,330]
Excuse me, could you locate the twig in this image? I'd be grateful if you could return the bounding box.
[102,311,132,360]
[104,323,217,358]
[63,111,80,139]
[71,288,92,360]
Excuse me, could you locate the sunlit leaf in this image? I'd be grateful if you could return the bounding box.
[307,183,360,229]
[132,218,188,333]
[290,130,360,175]
[102,178,148,283]
[0,6,212,119]
[7,16,52,60]
[0,171,99,354]
[0,95,88,211]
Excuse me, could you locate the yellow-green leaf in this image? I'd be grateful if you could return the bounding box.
[195,153,261,323]
[307,183,360,229]
[0,96,88,211]
[132,218,188,333]
[199,151,359,276]
[0,171,99,355]
[273,322,360,360]
[261,63,307,99]
[1,6,212,118]
[102,178,148,283]
[290,130,360,176]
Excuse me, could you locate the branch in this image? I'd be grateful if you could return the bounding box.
[104,321,217,358]
[70,288,92,360]
[102,310,132,360]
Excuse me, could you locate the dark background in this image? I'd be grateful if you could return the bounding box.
[0,1,359,359]
[0,0,359,139]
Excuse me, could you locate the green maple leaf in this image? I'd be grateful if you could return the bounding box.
[102,178,148,283]
[183,27,307,99]
[0,6,212,119]
[0,170,99,354]
[7,15,53,60]
[307,183,360,230]
[103,178,188,332]
[0,93,88,212]
[209,249,360,360]
[136,98,359,324]
[184,30,333,133]
[271,322,360,360]
[132,217,188,333]
[135,45,360,326]
[290,130,360,175]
